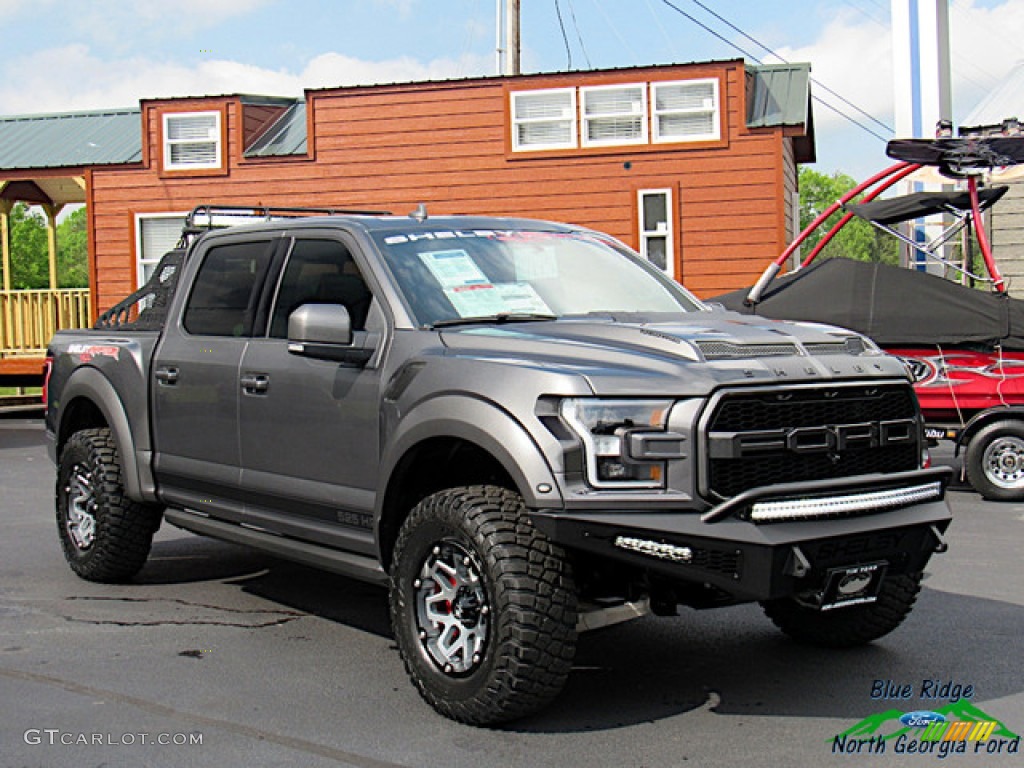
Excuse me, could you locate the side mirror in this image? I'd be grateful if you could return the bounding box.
[287,304,372,366]
[288,303,352,346]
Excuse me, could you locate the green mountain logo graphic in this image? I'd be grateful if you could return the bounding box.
[834,700,1020,742]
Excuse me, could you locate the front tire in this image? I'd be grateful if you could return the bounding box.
[761,572,922,647]
[56,428,163,583]
[389,486,577,725]
[965,419,1024,501]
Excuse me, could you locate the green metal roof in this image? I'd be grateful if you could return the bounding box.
[0,107,142,170]
[746,63,812,129]
[746,63,815,163]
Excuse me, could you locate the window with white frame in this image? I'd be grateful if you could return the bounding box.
[652,79,720,143]
[638,189,675,279]
[163,111,222,170]
[136,213,186,287]
[581,83,647,147]
[511,88,577,151]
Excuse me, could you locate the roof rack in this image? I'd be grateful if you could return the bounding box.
[183,204,392,236]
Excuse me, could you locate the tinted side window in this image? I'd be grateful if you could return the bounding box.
[270,238,372,338]
[183,241,271,336]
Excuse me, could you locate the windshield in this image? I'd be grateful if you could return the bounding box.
[370,228,703,327]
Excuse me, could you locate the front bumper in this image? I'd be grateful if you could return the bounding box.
[529,467,953,604]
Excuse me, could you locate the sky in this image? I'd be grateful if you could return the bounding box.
[1,0,1023,181]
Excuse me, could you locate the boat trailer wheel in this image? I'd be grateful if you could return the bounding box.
[981,434,1024,489]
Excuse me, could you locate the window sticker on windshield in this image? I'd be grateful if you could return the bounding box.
[443,282,553,318]
[512,244,559,281]
[419,249,489,288]
[494,283,552,314]
[444,284,505,317]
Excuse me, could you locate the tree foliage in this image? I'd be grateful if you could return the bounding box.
[2,203,89,289]
[798,167,900,265]
[57,207,89,288]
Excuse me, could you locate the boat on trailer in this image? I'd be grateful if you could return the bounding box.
[716,130,1024,500]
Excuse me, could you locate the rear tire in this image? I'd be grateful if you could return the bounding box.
[965,419,1024,501]
[761,572,922,647]
[56,428,163,583]
[389,485,577,725]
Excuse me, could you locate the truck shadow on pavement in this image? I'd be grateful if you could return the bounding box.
[138,537,1024,733]
[512,586,1024,733]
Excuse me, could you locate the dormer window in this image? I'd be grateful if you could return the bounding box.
[162,111,222,170]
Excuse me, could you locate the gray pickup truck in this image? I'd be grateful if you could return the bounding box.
[45,206,952,724]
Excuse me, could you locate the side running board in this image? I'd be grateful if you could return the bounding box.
[163,508,388,585]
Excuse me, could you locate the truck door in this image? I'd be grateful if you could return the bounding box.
[152,235,281,522]
[237,234,384,554]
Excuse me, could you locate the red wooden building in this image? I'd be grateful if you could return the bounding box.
[87,58,814,310]
[1,59,814,378]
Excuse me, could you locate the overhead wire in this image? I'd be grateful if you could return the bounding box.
[456,0,484,78]
[643,0,682,63]
[656,0,892,144]
[566,0,593,69]
[949,0,1009,89]
[686,0,894,135]
[841,0,991,94]
[588,0,642,62]
[840,0,888,28]
[554,0,574,69]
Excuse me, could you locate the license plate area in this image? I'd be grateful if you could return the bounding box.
[819,561,888,611]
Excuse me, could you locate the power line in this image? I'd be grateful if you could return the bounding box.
[657,0,764,63]
[643,0,675,59]
[566,0,592,69]
[554,0,573,69]
[588,0,641,62]
[655,0,892,143]
[686,0,894,135]
[840,0,888,30]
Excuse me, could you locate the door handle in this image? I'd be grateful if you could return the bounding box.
[155,366,179,385]
[240,372,270,394]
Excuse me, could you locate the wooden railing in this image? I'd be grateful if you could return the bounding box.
[0,289,92,356]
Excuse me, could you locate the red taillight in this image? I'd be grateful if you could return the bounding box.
[922,447,932,469]
[42,357,53,408]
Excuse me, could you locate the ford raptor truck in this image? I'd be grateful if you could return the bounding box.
[44,205,953,725]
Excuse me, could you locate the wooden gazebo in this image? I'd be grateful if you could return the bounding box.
[0,108,141,383]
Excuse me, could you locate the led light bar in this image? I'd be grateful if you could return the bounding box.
[614,536,693,563]
[749,482,944,523]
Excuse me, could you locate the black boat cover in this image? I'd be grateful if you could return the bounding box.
[847,186,1007,226]
[887,136,1024,175]
[715,258,1024,350]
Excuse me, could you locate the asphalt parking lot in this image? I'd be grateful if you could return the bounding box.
[1,411,1022,768]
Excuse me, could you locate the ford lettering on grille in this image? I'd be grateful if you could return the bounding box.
[709,418,916,460]
[703,384,922,499]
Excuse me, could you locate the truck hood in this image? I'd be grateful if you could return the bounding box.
[439,311,909,396]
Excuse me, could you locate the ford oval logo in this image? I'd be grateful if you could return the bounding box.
[900,711,946,728]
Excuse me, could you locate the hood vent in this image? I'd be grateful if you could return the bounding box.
[696,340,798,360]
[803,337,867,356]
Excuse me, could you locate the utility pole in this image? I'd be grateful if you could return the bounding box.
[497,0,521,76]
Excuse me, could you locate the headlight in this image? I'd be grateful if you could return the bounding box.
[561,398,674,488]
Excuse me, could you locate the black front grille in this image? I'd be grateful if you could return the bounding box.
[705,384,920,499]
[709,385,916,431]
